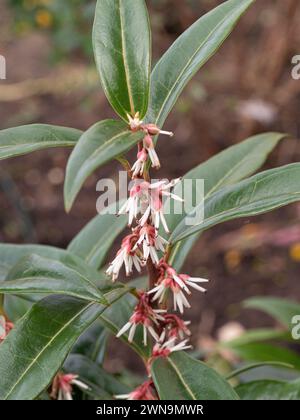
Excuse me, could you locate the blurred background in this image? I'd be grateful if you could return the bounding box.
[0,0,300,372]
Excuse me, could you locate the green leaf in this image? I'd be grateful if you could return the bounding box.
[244,297,300,329]
[72,320,109,365]
[0,287,128,400]
[221,328,291,348]
[226,362,294,380]
[0,254,108,304]
[68,201,127,269]
[236,379,300,400]
[93,0,151,121]
[167,132,285,269]
[0,243,99,281]
[227,343,300,371]
[151,352,239,400]
[0,124,82,160]
[171,163,300,243]
[64,120,144,211]
[146,0,254,127]
[64,354,130,399]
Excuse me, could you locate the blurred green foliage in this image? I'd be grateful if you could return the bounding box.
[8,0,95,60]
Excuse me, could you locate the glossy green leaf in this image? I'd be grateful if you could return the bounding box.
[227,343,300,371]
[236,379,300,400]
[68,201,127,269]
[171,163,300,243]
[64,120,144,211]
[93,0,151,121]
[221,328,291,348]
[0,243,99,281]
[72,320,109,365]
[0,124,82,160]
[64,354,130,399]
[152,352,239,400]
[0,287,128,400]
[226,362,294,380]
[167,132,285,269]
[146,0,254,127]
[0,254,107,304]
[244,297,300,329]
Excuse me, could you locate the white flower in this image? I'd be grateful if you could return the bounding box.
[131,148,148,177]
[140,178,183,233]
[143,134,160,169]
[116,292,166,346]
[118,180,150,226]
[51,373,89,400]
[152,336,192,357]
[106,232,143,281]
[134,223,168,265]
[148,263,208,314]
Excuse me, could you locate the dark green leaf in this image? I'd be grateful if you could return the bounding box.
[146,0,254,127]
[227,343,300,371]
[171,163,300,243]
[0,287,127,400]
[152,352,239,400]
[167,132,285,269]
[0,124,82,160]
[1,254,108,304]
[236,379,300,400]
[64,354,130,399]
[72,320,109,365]
[244,297,300,329]
[0,243,99,281]
[68,201,127,269]
[221,328,291,348]
[93,0,151,121]
[226,362,294,380]
[64,120,144,211]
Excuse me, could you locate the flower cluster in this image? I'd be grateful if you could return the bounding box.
[106,114,209,400]
[0,315,14,344]
[51,372,89,400]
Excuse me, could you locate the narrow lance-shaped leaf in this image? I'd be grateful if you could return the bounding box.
[0,243,103,281]
[0,287,128,400]
[93,0,151,121]
[146,0,254,127]
[170,163,300,243]
[244,297,300,329]
[166,132,286,269]
[0,124,82,160]
[152,352,239,400]
[1,254,108,304]
[226,342,300,371]
[236,379,300,400]
[64,120,144,212]
[68,201,127,269]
